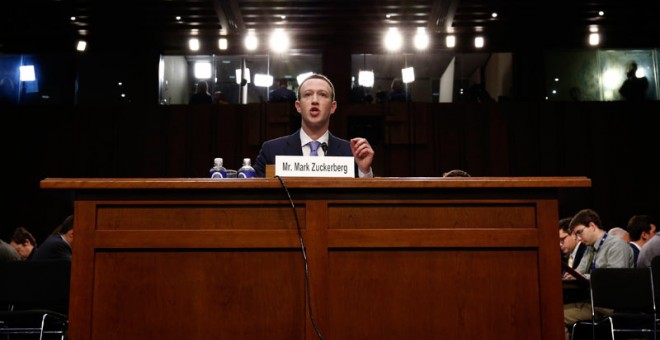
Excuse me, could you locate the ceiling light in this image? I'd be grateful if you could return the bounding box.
[446,35,456,48]
[244,30,258,51]
[218,38,228,50]
[384,27,402,52]
[588,33,600,46]
[413,27,429,50]
[188,38,200,51]
[269,28,289,53]
[76,40,87,52]
[474,36,484,48]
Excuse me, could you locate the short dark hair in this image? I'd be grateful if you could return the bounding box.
[59,214,74,234]
[442,169,470,177]
[569,209,602,232]
[627,215,654,241]
[297,73,335,101]
[558,217,573,233]
[11,227,36,246]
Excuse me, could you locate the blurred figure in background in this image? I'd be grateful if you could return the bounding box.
[9,227,38,260]
[34,214,74,261]
[189,80,213,105]
[619,61,649,101]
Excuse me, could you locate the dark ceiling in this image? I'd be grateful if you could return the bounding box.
[0,0,657,54]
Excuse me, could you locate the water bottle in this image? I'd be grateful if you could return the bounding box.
[237,158,256,178]
[209,158,227,179]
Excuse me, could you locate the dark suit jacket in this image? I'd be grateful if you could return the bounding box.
[572,242,588,269]
[33,235,71,261]
[254,129,356,177]
[630,243,640,267]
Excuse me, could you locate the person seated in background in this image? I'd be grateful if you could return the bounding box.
[607,227,630,242]
[0,238,20,263]
[349,84,373,103]
[34,214,74,261]
[618,61,649,101]
[559,217,592,276]
[563,208,634,340]
[189,80,213,105]
[637,231,660,268]
[627,214,657,267]
[9,227,38,260]
[212,91,230,105]
[254,73,374,178]
[268,79,297,103]
[388,78,407,102]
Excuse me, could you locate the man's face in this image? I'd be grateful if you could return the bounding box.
[559,229,577,255]
[295,78,336,131]
[9,240,30,260]
[574,222,598,246]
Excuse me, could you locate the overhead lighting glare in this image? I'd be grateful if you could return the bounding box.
[297,72,314,85]
[474,36,484,48]
[19,65,36,82]
[244,30,258,51]
[188,38,200,51]
[254,74,274,87]
[235,68,251,84]
[218,38,228,50]
[401,67,415,84]
[358,71,374,87]
[598,11,604,16]
[269,28,289,53]
[446,35,456,48]
[588,33,600,46]
[76,40,87,52]
[194,62,212,79]
[384,27,403,52]
[413,27,429,50]
[70,16,76,21]
[491,12,498,18]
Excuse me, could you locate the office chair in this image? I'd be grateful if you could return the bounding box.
[0,259,70,340]
[572,267,656,340]
[652,256,660,335]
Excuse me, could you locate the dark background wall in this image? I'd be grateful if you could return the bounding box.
[3,101,658,246]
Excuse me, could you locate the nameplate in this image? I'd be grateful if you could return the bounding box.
[275,156,355,178]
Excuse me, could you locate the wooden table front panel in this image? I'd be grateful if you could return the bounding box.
[54,180,574,340]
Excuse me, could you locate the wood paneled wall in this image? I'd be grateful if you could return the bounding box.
[4,101,659,243]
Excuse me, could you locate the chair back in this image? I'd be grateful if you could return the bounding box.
[652,256,660,309]
[590,267,655,313]
[0,259,71,313]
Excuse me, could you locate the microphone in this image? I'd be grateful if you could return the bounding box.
[321,142,328,156]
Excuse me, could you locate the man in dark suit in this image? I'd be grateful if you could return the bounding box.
[268,79,297,103]
[34,214,73,261]
[254,73,374,178]
[626,214,657,267]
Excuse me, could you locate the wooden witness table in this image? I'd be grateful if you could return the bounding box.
[40,177,591,340]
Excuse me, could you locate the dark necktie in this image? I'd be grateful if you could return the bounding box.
[309,141,321,156]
